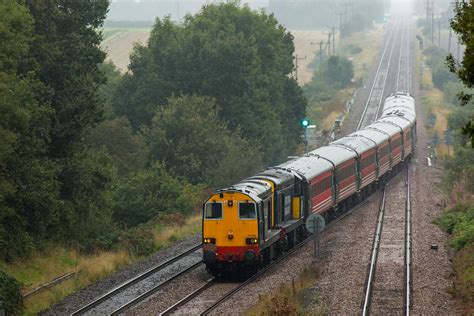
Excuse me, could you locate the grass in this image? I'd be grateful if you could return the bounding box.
[421,56,454,157]
[245,265,327,315]
[340,25,384,81]
[306,26,384,133]
[435,179,474,314]
[0,213,201,315]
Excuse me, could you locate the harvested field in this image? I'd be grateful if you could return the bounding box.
[101,30,151,72]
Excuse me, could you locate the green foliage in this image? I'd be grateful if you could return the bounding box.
[112,162,204,228]
[87,117,147,176]
[303,56,353,105]
[432,62,458,90]
[24,0,109,157]
[345,44,363,55]
[0,271,23,315]
[423,46,446,68]
[423,46,458,90]
[98,61,122,119]
[435,204,474,250]
[120,228,156,256]
[443,146,474,193]
[145,95,262,187]
[443,81,465,105]
[59,149,118,251]
[446,2,474,145]
[0,0,33,73]
[321,56,354,88]
[113,3,306,165]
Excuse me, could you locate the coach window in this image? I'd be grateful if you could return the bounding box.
[239,202,257,219]
[205,202,223,219]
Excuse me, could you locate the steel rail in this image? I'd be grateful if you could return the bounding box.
[374,22,401,120]
[111,260,204,315]
[71,244,202,315]
[406,21,411,94]
[160,278,215,316]
[356,21,397,131]
[200,198,372,316]
[396,22,405,92]
[405,166,412,315]
[362,185,387,316]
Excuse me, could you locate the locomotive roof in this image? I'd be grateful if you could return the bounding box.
[250,168,294,188]
[367,121,403,137]
[331,134,377,155]
[219,179,272,200]
[351,128,389,146]
[279,155,333,181]
[309,145,357,166]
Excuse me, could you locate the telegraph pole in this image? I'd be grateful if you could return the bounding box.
[295,55,307,81]
[340,2,354,25]
[438,18,441,47]
[311,41,327,71]
[331,26,338,55]
[322,29,332,55]
[323,27,338,56]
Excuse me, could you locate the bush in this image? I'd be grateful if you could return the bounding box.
[432,61,458,90]
[423,46,446,67]
[345,44,362,55]
[112,162,204,228]
[435,204,474,250]
[120,227,156,256]
[0,271,23,315]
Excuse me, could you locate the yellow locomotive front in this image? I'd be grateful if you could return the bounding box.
[202,181,271,277]
[202,191,259,276]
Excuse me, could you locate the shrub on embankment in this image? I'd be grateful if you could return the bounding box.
[0,271,23,315]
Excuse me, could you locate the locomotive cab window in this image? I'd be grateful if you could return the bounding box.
[239,202,257,219]
[204,202,223,219]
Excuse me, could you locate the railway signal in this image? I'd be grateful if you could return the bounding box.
[301,118,311,153]
[301,118,310,128]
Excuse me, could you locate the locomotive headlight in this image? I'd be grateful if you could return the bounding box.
[203,238,216,244]
[246,237,258,245]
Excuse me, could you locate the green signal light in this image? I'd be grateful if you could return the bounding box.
[301,119,310,128]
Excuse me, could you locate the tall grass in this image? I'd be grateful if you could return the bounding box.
[1,214,201,315]
[246,266,327,315]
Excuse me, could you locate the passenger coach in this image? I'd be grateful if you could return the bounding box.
[202,92,416,277]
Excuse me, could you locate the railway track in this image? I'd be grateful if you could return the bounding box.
[71,244,202,315]
[396,21,411,94]
[157,199,372,316]
[362,166,412,315]
[356,21,400,130]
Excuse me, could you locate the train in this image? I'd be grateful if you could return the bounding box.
[202,92,416,278]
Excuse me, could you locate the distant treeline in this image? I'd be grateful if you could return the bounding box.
[0,0,306,266]
[267,0,387,34]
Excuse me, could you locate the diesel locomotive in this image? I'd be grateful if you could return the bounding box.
[202,92,416,277]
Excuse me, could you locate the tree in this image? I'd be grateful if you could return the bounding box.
[321,56,354,88]
[23,0,109,157]
[98,61,122,119]
[1,0,115,259]
[446,1,474,146]
[87,117,147,176]
[113,3,306,165]
[112,162,203,228]
[145,95,262,187]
